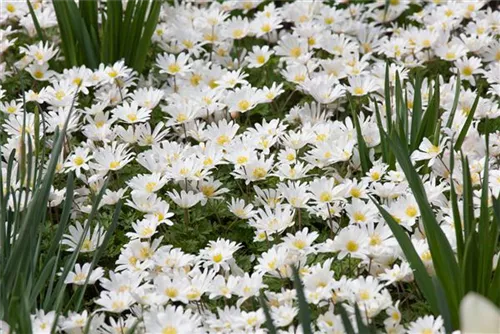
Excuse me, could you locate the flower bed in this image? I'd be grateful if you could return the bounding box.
[0,1,500,333]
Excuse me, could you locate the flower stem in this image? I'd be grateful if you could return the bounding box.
[183,208,190,226]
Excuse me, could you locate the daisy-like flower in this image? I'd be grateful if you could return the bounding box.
[455,57,483,86]
[95,291,135,313]
[199,238,242,272]
[224,16,250,40]
[156,52,192,76]
[31,310,58,334]
[345,198,379,224]
[204,119,240,147]
[347,75,380,96]
[225,86,263,113]
[127,173,168,196]
[20,41,58,65]
[26,62,56,81]
[167,189,204,209]
[378,262,414,285]
[323,225,369,260]
[260,82,285,103]
[162,100,201,126]
[411,137,446,167]
[246,45,274,68]
[282,228,318,254]
[274,34,309,62]
[130,87,164,110]
[64,146,92,177]
[112,101,151,124]
[407,315,445,334]
[308,177,347,204]
[232,155,274,184]
[64,263,104,285]
[89,142,135,176]
[59,311,93,333]
[228,198,255,219]
[99,60,134,85]
[126,219,160,239]
[277,180,312,208]
[143,305,202,334]
[435,42,468,62]
[62,222,106,253]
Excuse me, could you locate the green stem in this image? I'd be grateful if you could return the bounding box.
[183,208,190,226]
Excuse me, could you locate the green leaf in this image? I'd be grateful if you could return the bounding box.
[292,266,312,334]
[26,0,45,41]
[259,292,277,334]
[410,72,423,151]
[454,90,480,151]
[445,73,461,129]
[349,95,372,174]
[381,129,462,328]
[372,197,439,314]
[133,0,161,73]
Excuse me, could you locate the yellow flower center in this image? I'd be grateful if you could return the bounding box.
[162,327,177,334]
[216,135,230,146]
[292,239,307,249]
[201,185,215,197]
[350,188,361,198]
[353,212,366,222]
[319,192,332,202]
[127,113,138,122]
[462,66,473,76]
[82,239,92,251]
[145,182,157,193]
[111,300,124,311]
[168,63,181,74]
[421,250,432,261]
[256,55,266,64]
[370,234,382,246]
[176,113,188,123]
[405,205,418,218]
[73,156,84,166]
[353,87,365,95]
[261,23,271,33]
[232,29,244,39]
[359,290,370,300]
[34,71,44,79]
[212,253,223,263]
[190,74,201,86]
[428,145,440,153]
[445,52,456,60]
[55,91,65,100]
[108,70,118,78]
[237,156,248,164]
[290,47,302,58]
[109,161,120,169]
[346,240,359,252]
[74,272,86,282]
[164,288,178,298]
[252,167,267,179]
[238,100,250,111]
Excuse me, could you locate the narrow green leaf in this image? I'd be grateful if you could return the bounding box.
[260,292,278,334]
[372,197,439,314]
[292,266,312,334]
[26,0,45,41]
[454,90,480,151]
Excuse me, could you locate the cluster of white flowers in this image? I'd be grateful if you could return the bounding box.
[1,0,500,333]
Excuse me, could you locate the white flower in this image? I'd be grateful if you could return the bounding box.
[64,263,104,285]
